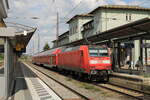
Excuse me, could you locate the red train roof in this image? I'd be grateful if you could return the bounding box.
[33,47,62,57]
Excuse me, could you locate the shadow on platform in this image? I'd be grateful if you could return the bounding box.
[0,67,4,75]
[11,62,36,100]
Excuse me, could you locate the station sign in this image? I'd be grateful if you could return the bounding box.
[14,48,26,53]
[120,43,134,48]
[14,43,25,53]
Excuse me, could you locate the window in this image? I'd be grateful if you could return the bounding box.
[129,13,132,20]
[89,47,109,57]
[126,13,132,21]
[75,25,78,33]
[72,27,74,34]
[72,26,74,34]
[89,48,98,57]
[70,28,72,35]
[126,13,128,21]
[72,25,78,34]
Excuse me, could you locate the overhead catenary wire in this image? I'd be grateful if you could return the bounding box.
[53,0,109,24]
[50,0,85,43]
[51,0,150,36]
[51,0,85,24]
[63,0,85,20]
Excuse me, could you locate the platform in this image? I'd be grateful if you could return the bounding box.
[110,72,150,93]
[10,62,62,100]
[0,67,4,75]
[116,65,150,75]
[11,62,32,100]
[0,66,4,99]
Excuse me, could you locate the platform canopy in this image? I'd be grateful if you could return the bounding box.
[0,0,9,18]
[0,23,36,53]
[66,18,150,46]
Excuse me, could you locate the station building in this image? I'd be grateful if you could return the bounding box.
[82,5,150,37]
[52,5,150,69]
[81,5,150,68]
[67,14,93,42]
[54,5,150,45]
[52,31,69,47]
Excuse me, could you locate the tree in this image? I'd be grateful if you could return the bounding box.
[43,43,50,51]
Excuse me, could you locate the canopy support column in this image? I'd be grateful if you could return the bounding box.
[4,38,15,99]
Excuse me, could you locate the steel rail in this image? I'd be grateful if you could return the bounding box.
[94,83,150,100]
[24,62,91,100]
[25,62,150,100]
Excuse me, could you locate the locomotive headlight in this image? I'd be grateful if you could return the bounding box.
[90,60,98,64]
[102,60,110,64]
[91,70,97,74]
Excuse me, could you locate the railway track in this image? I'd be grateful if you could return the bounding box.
[23,62,91,100]
[24,61,150,100]
[94,83,148,100]
[92,81,149,100]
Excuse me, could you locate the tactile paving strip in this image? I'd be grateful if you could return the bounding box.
[30,78,52,99]
[21,64,62,100]
[31,78,62,100]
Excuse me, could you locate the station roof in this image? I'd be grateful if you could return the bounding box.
[58,31,69,40]
[65,17,150,46]
[12,28,36,49]
[52,39,57,43]
[0,21,36,53]
[52,31,69,43]
[90,5,150,14]
[59,31,69,37]
[67,14,93,23]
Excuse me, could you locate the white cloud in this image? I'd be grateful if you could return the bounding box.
[128,1,142,5]
[41,29,49,33]
[14,1,26,9]
[8,0,150,54]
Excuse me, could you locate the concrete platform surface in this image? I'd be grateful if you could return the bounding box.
[110,72,150,93]
[0,67,4,75]
[0,76,5,99]
[0,66,4,100]
[10,62,62,100]
[111,72,150,81]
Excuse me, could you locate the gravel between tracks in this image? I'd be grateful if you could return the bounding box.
[26,62,138,100]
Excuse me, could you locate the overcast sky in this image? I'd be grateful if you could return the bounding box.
[5,0,150,55]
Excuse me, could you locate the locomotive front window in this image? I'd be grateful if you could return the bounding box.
[99,49,108,57]
[89,48,98,57]
[89,48,108,57]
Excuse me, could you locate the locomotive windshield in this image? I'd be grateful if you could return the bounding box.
[89,47,108,57]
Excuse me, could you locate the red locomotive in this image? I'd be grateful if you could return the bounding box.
[32,45,112,81]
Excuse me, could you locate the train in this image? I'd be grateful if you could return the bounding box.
[32,45,112,81]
